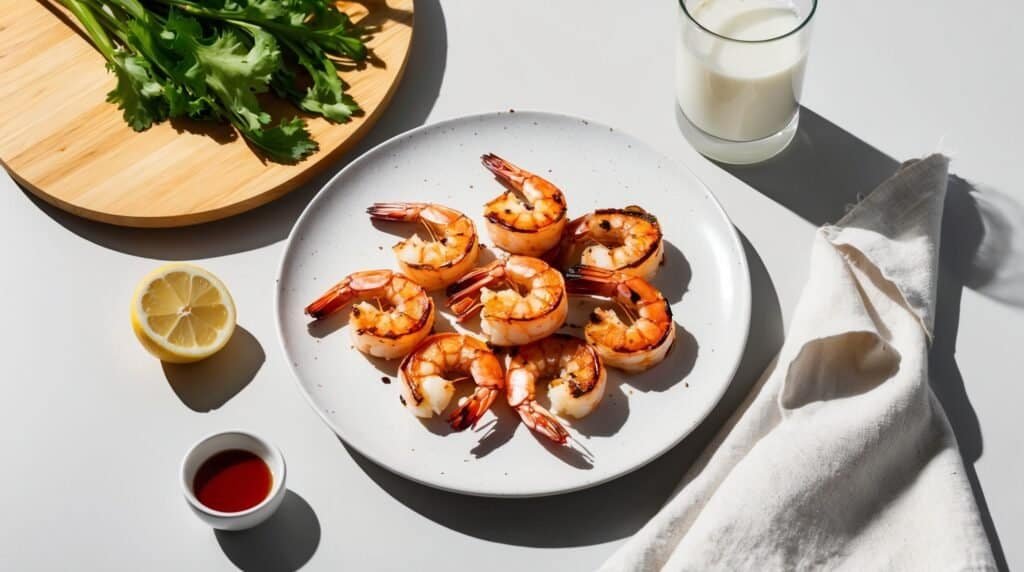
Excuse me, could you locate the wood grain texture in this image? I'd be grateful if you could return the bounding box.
[0,0,414,227]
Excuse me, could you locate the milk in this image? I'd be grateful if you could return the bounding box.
[676,0,809,142]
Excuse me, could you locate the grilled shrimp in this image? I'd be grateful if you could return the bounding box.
[480,154,568,256]
[446,255,568,346]
[305,270,435,360]
[367,202,481,291]
[565,265,675,372]
[507,334,607,445]
[398,333,505,431]
[556,206,664,280]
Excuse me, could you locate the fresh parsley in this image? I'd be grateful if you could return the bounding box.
[59,0,367,163]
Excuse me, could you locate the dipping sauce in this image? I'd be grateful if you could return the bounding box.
[193,449,272,513]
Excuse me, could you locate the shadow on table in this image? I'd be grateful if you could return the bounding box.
[215,490,321,572]
[701,104,1014,571]
[346,233,783,547]
[695,106,900,226]
[19,0,449,260]
[701,105,1024,311]
[163,326,265,412]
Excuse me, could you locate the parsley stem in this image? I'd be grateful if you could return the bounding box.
[144,0,366,60]
[58,0,118,62]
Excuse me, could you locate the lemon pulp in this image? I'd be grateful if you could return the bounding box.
[130,263,236,363]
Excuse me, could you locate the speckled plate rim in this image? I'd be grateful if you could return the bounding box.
[274,110,752,497]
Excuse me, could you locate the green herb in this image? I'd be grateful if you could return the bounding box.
[58,0,367,163]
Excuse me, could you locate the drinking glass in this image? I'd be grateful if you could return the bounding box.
[675,0,817,164]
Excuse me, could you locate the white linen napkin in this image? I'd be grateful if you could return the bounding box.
[601,155,997,571]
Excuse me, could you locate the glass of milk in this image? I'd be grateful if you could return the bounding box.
[676,0,816,164]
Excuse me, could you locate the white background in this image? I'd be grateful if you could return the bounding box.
[2,0,1021,570]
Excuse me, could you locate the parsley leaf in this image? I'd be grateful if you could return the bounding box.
[57,0,366,163]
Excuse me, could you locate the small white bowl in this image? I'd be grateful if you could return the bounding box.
[180,431,287,531]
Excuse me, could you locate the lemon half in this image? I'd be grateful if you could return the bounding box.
[130,263,236,363]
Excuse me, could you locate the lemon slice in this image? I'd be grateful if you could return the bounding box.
[130,263,236,363]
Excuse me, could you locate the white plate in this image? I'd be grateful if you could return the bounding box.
[276,111,750,497]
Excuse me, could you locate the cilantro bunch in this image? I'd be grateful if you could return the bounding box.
[59,0,367,163]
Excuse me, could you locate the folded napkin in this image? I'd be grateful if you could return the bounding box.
[601,155,996,571]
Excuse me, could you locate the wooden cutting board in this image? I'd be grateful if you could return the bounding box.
[0,0,414,227]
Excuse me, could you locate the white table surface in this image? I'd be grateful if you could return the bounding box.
[3,0,1021,570]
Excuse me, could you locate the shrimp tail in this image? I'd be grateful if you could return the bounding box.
[445,260,505,320]
[304,270,395,320]
[564,265,619,297]
[448,297,483,322]
[546,215,590,269]
[304,283,354,319]
[449,387,499,431]
[367,202,428,222]
[481,153,526,186]
[566,214,591,241]
[515,402,570,445]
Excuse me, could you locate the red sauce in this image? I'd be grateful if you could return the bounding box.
[193,449,272,513]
